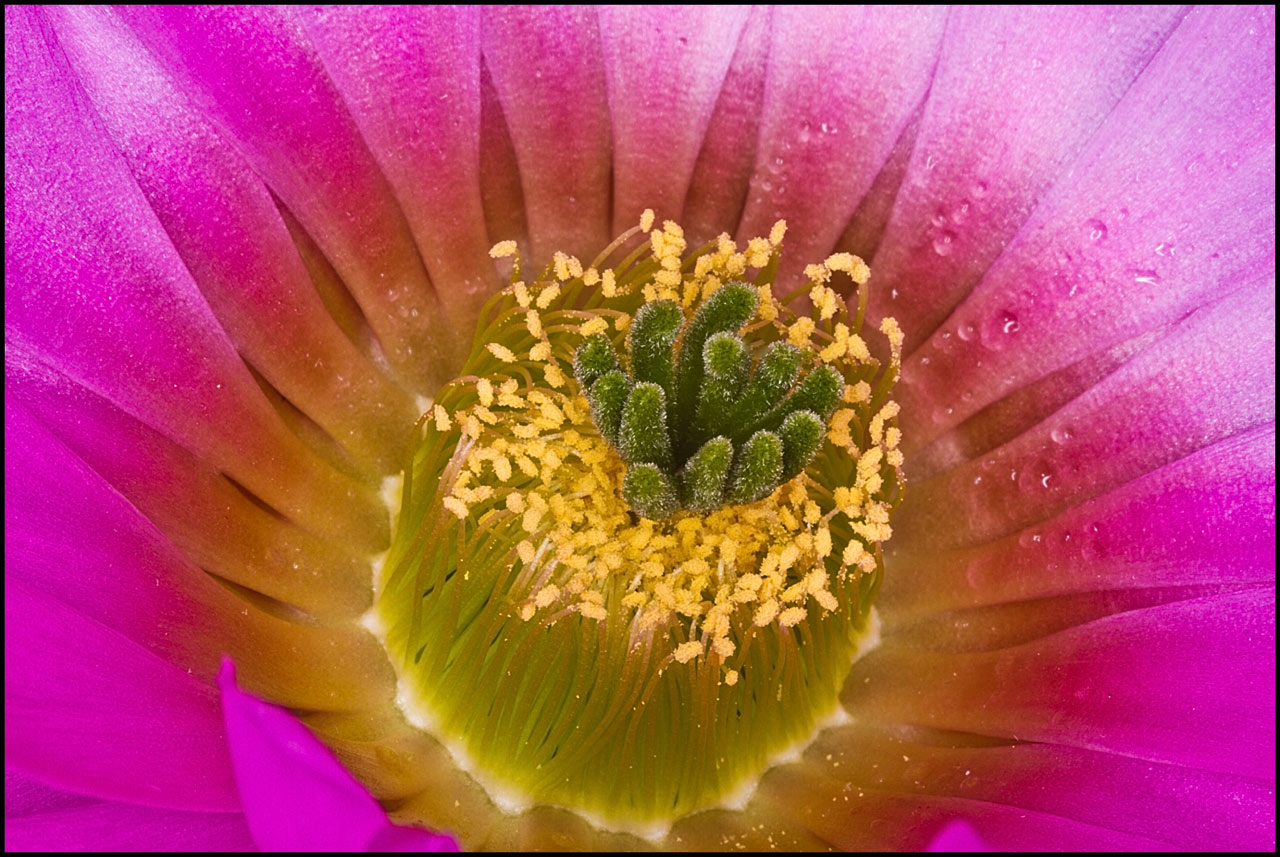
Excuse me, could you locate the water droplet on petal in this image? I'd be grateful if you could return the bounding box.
[1084,219,1108,243]
[1050,425,1074,444]
[951,200,971,225]
[932,231,956,256]
[970,180,989,198]
[980,311,1021,350]
[930,209,948,228]
[1131,269,1161,286]
[957,322,977,342]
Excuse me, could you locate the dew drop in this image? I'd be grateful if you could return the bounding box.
[1130,268,1161,286]
[1154,241,1173,256]
[970,180,989,198]
[930,209,948,228]
[925,154,938,171]
[1050,425,1074,445]
[920,356,931,366]
[932,231,956,256]
[1031,56,1044,69]
[1084,218,1108,243]
[980,311,1021,350]
[1018,459,1054,493]
[951,200,971,225]
[1018,530,1041,549]
[957,322,977,342]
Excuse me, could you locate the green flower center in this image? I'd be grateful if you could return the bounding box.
[372,213,904,835]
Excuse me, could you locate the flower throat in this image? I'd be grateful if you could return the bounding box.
[373,212,904,834]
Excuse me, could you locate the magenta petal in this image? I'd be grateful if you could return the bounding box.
[114,6,453,388]
[4,580,237,810]
[45,5,419,476]
[847,587,1275,780]
[4,6,386,550]
[217,660,457,852]
[926,819,987,852]
[868,6,1185,350]
[5,771,253,853]
[900,6,1275,449]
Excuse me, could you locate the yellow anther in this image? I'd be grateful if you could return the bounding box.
[724,669,739,686]
[529,341,552,362]
[788,316,816,348]
[432,404,452,432]
[536,284,562,310]
[639,208,655,232]
[769,220,787,247]
[486,343,517,363]
[489,240,518,258]
[601,269,618,297]
[779,606,807,628]
[580,317,609,337]
[525,310,544,339]
[476,378,494,408]
[443,496,469,519]
[513,282,531,308]
[745,236,772,268]
[673,640,704,664]
[517,540,537,564]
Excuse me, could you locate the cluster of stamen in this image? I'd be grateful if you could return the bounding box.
[426,213,902,670]
[376,210,903,826]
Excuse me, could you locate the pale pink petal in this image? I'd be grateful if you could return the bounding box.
[218,660,457,852]
[682,5,772,248]
[45,5,420,477]
[866,6,1185,351]
[598,6,749,231]
[899,6,1275,450]
[301,6,501,322]
[735,6,947,289]
[481,6,613,265]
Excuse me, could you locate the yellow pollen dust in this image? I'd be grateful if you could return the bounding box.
[427,212,903,679]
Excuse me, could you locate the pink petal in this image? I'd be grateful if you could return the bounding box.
[681,5,772,247]
[45,5,419,477]
[4,402,393,711]
[218,660,457,852]
[7,366,373,619]
[925,820,987,852]
[735,6,947,289]
[4,6,386,551]
[899,6,1275,449]
[4,580,237,810]
[845,587,1275,780]
[886,425,1274,619]
[866,6,1185,350]
[114,6,458,390]
[481,6,612,265]
[896,280,1274,552]
[802,724,1275,851]
[5,771,254,852]
[300,6,501,321]
[598,6,749,231]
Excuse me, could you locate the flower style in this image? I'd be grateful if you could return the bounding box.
[5,4,1275,852]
